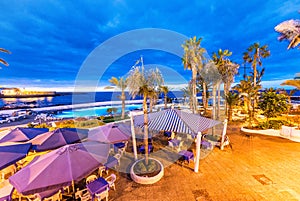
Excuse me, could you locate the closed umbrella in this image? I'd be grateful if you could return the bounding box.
[0,128,48,143]
[0,142,31,170]
[9,141,109,195]
[88,123,131,144]
[30,128,88,151]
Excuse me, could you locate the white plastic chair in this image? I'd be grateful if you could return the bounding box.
[105,174,116,191]
[95,188,109,201]
[75,188,91,201]
[114,153,121,165]
[42,190,62,201]
[98,166,108,177]
[85,174,98,185]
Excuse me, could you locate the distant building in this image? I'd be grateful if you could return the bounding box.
[0,87,20,95]
[294,73,300,80]
[0,87,56,97]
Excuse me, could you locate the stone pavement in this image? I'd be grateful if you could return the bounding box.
[108,125,300,201]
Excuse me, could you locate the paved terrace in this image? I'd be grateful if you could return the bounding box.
[108,125,300,201]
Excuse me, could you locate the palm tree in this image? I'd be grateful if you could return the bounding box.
[243,43,270,90]
[212,49,239,117]
[182,36,207,113]
[126,58,163,164]
[160,85,169,109]
[109,77,127,119]
[0,48,11,67]
[275,19,300,49]
[225,92,239,122]
[181,84,193,110]
[148,88,158,113]
[233,75,261,124]
[200,61,222,123]
[281,80,300,90]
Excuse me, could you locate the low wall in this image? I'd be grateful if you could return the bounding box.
[241,126,300,143]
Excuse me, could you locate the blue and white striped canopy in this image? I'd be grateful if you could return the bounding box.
[133,109,221,136]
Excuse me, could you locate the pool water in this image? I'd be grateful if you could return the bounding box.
[55,104,142,118]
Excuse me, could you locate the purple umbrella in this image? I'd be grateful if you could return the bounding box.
[30,128,88,151]
[9,141,109,195]
[88,123,131,144]
[0,128,48,143]
[0,142,31,170]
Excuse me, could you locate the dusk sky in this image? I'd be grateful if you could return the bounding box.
[0,0,299,92]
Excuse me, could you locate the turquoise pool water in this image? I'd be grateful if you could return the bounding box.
[55,104,142,118]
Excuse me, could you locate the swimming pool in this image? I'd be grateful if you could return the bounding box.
[54,104,142,118]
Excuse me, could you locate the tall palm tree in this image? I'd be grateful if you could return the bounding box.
[0,48,11,67]
[126,58,163,164]
[159,85,169,109]
[109,77,127,119]
[212,49,239,117]
[243,43,270,108]
[275,19,300,49]
[243,43,270,90]
[182,36,207,113]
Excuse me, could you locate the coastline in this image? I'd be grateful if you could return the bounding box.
[0,99,144,115]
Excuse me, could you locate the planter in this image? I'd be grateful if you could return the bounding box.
[130,158,164,185]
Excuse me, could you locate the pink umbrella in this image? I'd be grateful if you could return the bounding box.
[88,123,131,144]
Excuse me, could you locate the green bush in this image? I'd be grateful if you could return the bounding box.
[257,120,290,130]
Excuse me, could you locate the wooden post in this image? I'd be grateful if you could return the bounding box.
[194,132,202,173]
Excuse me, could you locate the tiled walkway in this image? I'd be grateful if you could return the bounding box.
[108,125,300,201]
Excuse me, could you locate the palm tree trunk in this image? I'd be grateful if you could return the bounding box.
[212,85,216,134]
[143,95,149,165]
[223,83,228,116]
[202,82,207,114]
[217,83,221,119]
[192,68,197,114]
[149,98,153,113]
[164,93,167,109]
[228,105,233,121]
[121,91,126,119]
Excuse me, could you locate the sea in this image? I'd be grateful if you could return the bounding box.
[0,90,299,109]
[0,91,185,109]
[0,90,299,118]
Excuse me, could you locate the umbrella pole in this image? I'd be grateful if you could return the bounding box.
[194,132,202,173]
[72,180,75,193]
[130,112,138,160]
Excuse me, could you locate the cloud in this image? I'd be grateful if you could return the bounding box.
[0,0,299,91]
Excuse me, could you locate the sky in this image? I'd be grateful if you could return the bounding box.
[0,0,299,92]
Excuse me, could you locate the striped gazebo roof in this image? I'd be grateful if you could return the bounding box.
[133,109,221,136]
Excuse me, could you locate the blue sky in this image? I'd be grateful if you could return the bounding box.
[0,0,299,91]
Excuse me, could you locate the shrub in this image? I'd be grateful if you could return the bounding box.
[257,120,291,129]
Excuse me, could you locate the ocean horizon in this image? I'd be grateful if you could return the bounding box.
[0,90,299,110]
